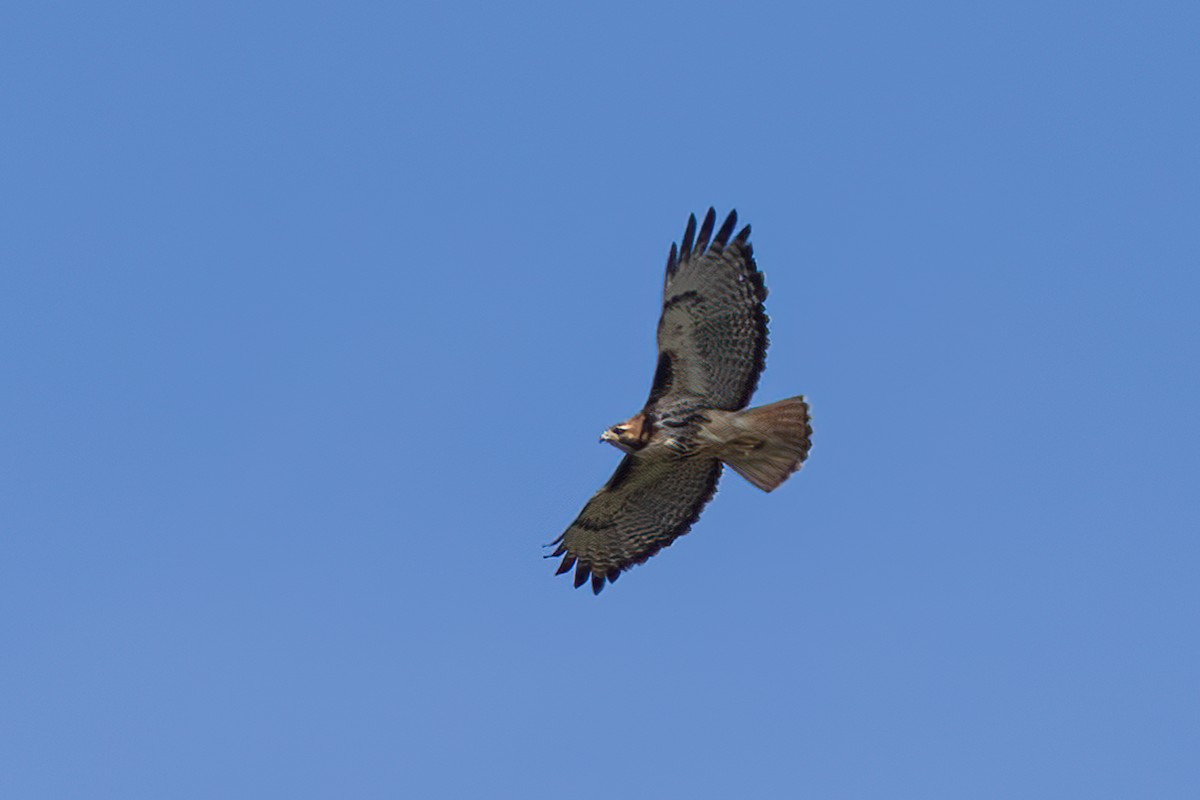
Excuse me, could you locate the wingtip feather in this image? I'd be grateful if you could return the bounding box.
[714,210,738,246]
[695,207,716,254]
[679,213,697,262]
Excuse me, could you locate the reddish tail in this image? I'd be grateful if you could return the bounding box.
[719,396,812,492]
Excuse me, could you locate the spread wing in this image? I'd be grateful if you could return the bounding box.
[548,456,723,594]
[645,208,769,412]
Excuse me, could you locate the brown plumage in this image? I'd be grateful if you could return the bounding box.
[548,209,812,594]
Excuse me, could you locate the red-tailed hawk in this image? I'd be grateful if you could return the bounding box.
[549,208,812,594]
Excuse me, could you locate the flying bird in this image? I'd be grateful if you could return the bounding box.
[548,208,812,594]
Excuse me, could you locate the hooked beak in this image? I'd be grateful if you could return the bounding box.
[600,429,618,444]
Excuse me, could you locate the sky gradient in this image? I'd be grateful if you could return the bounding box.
[4,2,1198,797]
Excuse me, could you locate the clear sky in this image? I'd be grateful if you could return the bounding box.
[3,2,1198,797]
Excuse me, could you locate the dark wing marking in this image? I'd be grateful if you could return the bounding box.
[650,208,769,411]
[549,456,723,594]
[646,351,673,407]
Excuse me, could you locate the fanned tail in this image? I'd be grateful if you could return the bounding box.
[717,396,812,492]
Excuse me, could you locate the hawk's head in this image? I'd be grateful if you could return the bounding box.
[600,412,652,454]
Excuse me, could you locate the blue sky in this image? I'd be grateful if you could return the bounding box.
[3,1,1198,797]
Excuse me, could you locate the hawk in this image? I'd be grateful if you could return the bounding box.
[549,208,812,594]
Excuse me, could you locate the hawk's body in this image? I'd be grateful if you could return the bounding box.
[550,209,812,593]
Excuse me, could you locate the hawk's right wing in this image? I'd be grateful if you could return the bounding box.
[548,455,723,594]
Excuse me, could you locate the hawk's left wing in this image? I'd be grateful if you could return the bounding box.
[549,455,723,594]
[646,209,769,412]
